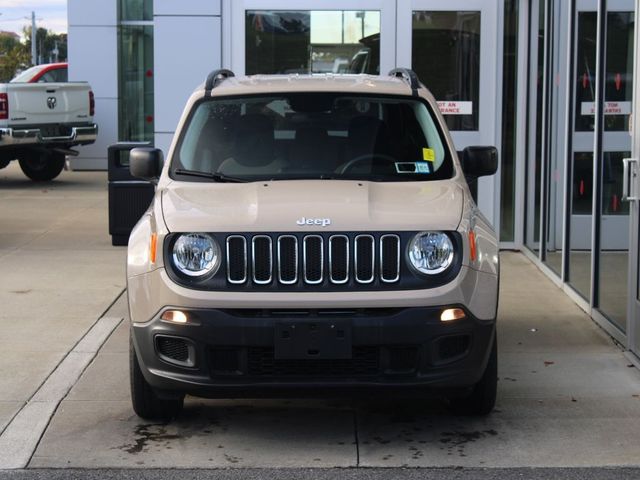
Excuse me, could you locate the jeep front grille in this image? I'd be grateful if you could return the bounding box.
[225,234,401,286]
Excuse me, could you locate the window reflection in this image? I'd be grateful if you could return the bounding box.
[245,11,381,75]
[118,25,154,142]
[574,12,634,132]
[412,11,481,131]
[571,152,630,216]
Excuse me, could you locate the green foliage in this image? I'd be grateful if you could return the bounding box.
[23,27,68,64]
[0,33,29,82]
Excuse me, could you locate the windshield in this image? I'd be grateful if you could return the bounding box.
[171,93,453,182]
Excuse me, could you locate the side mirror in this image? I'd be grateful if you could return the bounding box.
[130,147,163,182]
[461,146,498,179]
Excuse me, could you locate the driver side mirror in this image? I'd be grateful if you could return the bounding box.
[461,146,498,180]
[130,147,163,183]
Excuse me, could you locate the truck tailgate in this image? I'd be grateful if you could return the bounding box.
[6,82,91,126]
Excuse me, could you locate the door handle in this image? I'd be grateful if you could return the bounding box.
[622,157,639,202]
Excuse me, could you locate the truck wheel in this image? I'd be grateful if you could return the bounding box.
[18,151,65,181]
[447,331,497,416]
[130,338,184,420]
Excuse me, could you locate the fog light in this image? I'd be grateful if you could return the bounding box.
[441,308,466,322]
[161,310,188,324]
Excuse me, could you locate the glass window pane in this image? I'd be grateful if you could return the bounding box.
[575,12,634,132]
[569,152,592,300]
[599,152,631,331]
[526,0,545,253]
[118,25,154,142]
[574,12,596,132]
[500,0,519,242]
[120,0,153,21]
[245,11,380,75]
[603,13,634,132]
[597,12,633,332]
[412,11,480,131]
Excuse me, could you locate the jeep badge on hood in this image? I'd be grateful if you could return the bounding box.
[296,217,331,227]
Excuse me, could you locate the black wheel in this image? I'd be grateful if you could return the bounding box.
[130,337,184,420]
[448,331,497,416]
[18,151,65,181]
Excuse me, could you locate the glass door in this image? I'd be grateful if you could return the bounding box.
[567,0,634,328]
[628,2,640,358]
[228,0,397,76]
[396,0,500,226]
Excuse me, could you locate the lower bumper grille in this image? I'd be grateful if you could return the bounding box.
[247,347,380,377]
[208,345,420,378]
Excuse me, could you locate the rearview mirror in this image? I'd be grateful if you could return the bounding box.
[461,146,498,179]
[130,147,163,182]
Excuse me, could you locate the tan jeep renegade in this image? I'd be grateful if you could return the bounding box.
[127,68,499,420]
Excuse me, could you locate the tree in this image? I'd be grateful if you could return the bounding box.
[0,33,29,82]
[23,27,67,64]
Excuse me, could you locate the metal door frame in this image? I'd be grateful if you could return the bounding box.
[627,0,640,360]
[395,0,503,229]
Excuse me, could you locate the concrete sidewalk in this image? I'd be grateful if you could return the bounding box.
[0,163,126,436]
[28,253,640,469]
[2,162,640,469]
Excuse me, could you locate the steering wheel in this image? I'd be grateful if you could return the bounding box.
[338,153,397,175]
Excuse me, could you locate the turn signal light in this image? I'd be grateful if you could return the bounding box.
[441,308,466,322]
[161,310,188,324]
[468,230,477,262]
[149,233,158,264]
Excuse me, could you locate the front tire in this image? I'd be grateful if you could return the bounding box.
[130,338,184,420]
[448,330,497,416]
[18,151,65,181]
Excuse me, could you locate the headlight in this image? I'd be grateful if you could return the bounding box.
[172,233,220,277]
[408,232,454,275]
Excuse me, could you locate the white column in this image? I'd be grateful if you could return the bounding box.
[153,0,222,157]
[67,0,118,170]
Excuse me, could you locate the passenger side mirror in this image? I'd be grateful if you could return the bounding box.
[130,147,163,182]
[461,146,498,179]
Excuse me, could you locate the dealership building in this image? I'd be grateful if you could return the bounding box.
[68,0,640,361]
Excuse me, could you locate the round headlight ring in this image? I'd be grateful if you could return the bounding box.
[172,233,220,277]
[408,231,455,275]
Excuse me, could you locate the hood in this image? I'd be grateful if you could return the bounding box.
[161,180,464,233]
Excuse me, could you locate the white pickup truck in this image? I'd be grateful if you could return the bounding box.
[0,80,98,181]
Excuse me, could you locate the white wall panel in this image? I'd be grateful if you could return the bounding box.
[69,98,118,170]
[155,0,221,16]
[68,0,117,26]
[68,26,118,99]
[154,16,222,133]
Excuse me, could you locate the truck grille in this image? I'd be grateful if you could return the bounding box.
[225,234,401,286]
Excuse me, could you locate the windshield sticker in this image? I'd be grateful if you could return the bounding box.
[422,148,435,162]
[395,162,431,174]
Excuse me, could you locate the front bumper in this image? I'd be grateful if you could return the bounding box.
[131,306,496,397]
[0,124,98,147]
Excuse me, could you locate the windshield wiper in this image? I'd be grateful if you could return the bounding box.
[173,168,249,183]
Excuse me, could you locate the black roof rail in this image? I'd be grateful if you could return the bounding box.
[204,69,235,97]
[388,68,421,96]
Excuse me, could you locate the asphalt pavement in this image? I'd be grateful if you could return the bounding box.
[3,468,640,480]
